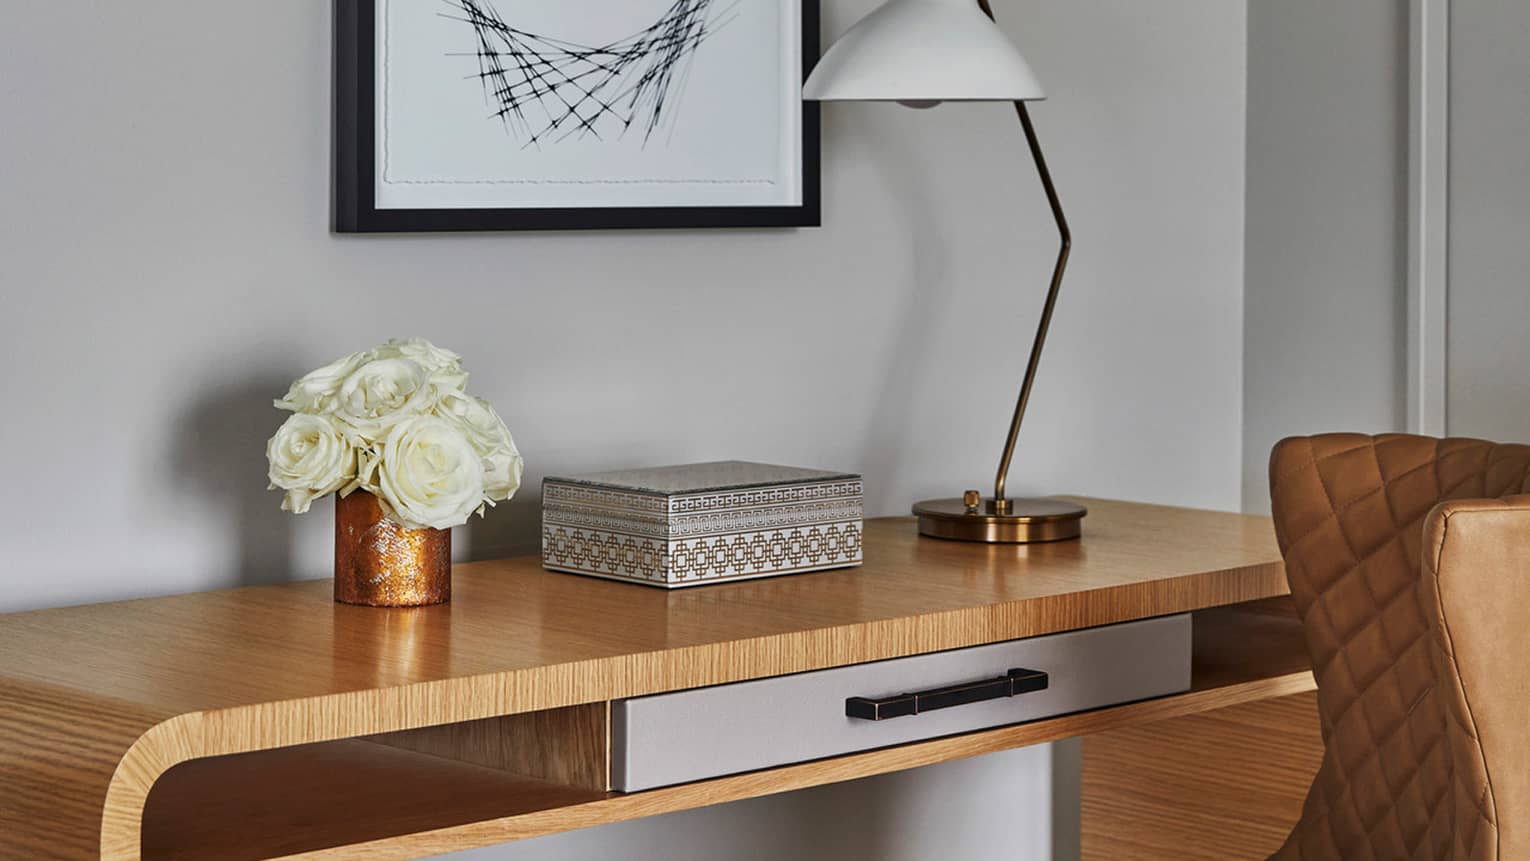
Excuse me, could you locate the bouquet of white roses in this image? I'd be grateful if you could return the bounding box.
[266,338,523,530]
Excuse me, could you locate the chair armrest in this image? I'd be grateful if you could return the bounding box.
[1423,496,1530,856]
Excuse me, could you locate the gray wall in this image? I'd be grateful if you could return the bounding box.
[1446,0,1530,440]
[1242,0,1409,513]
[0,1,1246,859]
[0,0,1249,610]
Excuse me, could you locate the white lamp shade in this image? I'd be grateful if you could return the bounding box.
[802,0,1045,103]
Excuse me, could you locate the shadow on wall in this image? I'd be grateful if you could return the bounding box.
[466,491,541,562]
[174,374,297,587]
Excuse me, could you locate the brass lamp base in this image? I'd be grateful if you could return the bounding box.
[913,495,1086,544]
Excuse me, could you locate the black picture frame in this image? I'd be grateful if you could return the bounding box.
[333,0,821,233]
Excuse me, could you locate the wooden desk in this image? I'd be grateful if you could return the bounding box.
[0,498,1316,860]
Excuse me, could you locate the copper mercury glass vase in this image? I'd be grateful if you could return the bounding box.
[334,491,451,607]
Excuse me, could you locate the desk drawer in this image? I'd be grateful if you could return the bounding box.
[611,613,1191,791]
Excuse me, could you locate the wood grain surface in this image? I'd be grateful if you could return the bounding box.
[0,499,1288,859]
[138,600,1312,860]
[141,740,606,861]
[363,702,609,791]
[1081,692,1323,860]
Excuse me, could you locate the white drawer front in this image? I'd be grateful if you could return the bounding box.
[612,613,1192,791]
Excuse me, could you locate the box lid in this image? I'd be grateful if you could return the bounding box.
[544,461,859,497]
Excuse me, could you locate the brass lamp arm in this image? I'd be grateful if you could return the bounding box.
[992,99,1072,509]
[908,0,1087,543]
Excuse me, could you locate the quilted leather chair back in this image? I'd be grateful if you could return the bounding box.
[1268,433,1530,860]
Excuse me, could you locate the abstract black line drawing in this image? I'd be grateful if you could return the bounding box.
[446,0,739,147]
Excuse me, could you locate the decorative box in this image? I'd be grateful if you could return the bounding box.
[542,461,863,588]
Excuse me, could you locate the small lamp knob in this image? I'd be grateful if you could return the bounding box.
[963,490,982,513]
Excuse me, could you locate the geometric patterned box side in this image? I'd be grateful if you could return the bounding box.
[543,479,863,533]
[542,520,864,589]
[543,496,864,541]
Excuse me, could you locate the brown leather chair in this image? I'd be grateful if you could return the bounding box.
[1268,433,1530,860]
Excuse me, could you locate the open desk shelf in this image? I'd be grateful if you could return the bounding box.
[142,741,605,861]
[138,599,1310,860]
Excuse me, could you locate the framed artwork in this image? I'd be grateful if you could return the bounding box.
[334,0,820,232]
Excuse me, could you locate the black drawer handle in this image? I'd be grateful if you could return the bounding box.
[845,667,1049,721]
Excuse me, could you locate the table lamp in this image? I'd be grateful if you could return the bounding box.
[803,0,1086,544]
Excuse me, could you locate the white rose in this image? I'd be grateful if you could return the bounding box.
[345,441,383,499]
[266,413,356,514]
[372,337,469,392]
[482,449,524,504]
[434,391,523,502]
[275,350,368,414]
[333,357,438,441]
[375,415,485,530]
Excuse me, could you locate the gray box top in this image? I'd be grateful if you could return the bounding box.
[544,461,859,496]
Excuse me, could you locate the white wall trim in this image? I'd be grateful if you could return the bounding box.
[1407,0,1449,436]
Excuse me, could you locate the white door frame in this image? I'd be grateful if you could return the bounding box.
[1407,0,1449,435]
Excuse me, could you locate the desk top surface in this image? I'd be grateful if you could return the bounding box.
[0,498,1283,726]
[0,497,1290,860]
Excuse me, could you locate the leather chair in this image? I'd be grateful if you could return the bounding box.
[1268,433,1530,860]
